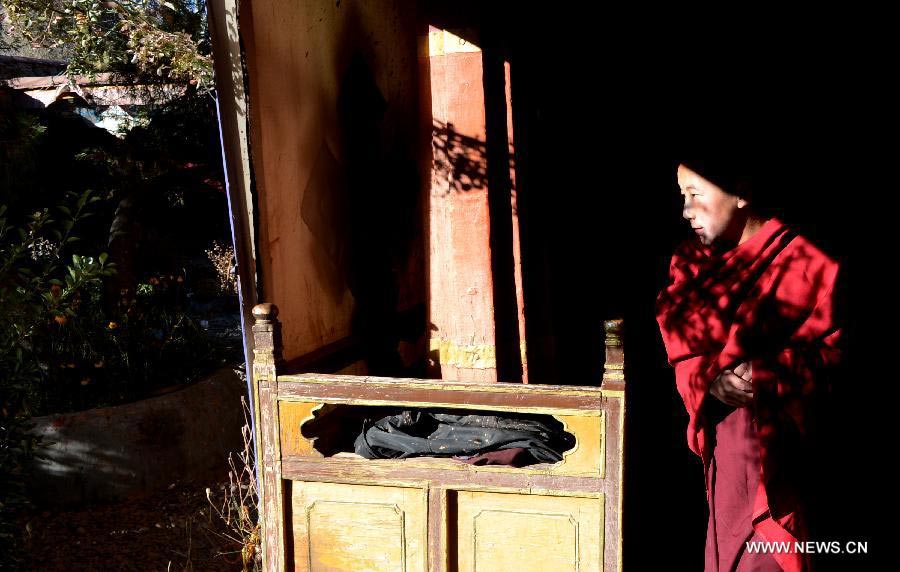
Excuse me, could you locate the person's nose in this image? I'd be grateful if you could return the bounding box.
[682,198,695,221]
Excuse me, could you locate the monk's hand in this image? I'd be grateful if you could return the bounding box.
[710,361,753,407]
[732,361,751,382]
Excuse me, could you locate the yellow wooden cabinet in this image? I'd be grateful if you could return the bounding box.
[292,482,428,572]
[251,306,625,572]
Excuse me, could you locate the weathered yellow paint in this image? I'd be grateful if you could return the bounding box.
[267,347,625,570]
[455,491,604,572]
[292,481,427,572]
[429,338,496,369]
[553,414,605,477]
[428,338,528,369]
[279,401,324,458]
[280,401,603,477]
[284,461,608,498]
[428,28,482,56]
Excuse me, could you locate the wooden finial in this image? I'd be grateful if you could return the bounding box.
[604,319,623,347]
[603,319,624,388]
[251,303,282,366]
[252,303,278,324]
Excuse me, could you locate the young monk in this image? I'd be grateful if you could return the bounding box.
[656,160,843,572]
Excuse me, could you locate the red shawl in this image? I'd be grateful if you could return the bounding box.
[656,218,842,572]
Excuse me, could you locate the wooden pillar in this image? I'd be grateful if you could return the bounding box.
[602,318,625,571]
[426,26,526,383]
[252,303,285,572]
[602,319,625,391]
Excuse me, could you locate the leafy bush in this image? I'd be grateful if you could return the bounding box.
[2,0,212,90]
[0,191,114,566]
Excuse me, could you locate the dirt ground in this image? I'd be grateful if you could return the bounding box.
[20,477,255,572]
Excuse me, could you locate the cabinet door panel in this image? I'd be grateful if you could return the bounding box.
[455,491,604,572]
[291,481,427,572]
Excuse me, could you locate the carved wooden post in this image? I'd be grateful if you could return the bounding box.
[602,319,625,391]
[252,303,285,572]
[602,318,625,568]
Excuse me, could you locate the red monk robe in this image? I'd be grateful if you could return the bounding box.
[656,217,842,572]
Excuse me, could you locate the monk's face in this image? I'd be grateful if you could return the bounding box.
[676,164,746,247]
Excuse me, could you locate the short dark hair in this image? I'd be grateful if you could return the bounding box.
[676,159,753,195]
[676,158,775,217]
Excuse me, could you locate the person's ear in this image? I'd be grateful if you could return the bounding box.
[735,180,752,209]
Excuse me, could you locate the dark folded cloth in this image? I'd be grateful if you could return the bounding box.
[353,409,575,466]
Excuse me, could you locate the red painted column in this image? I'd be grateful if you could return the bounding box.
[425,27,526,383]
